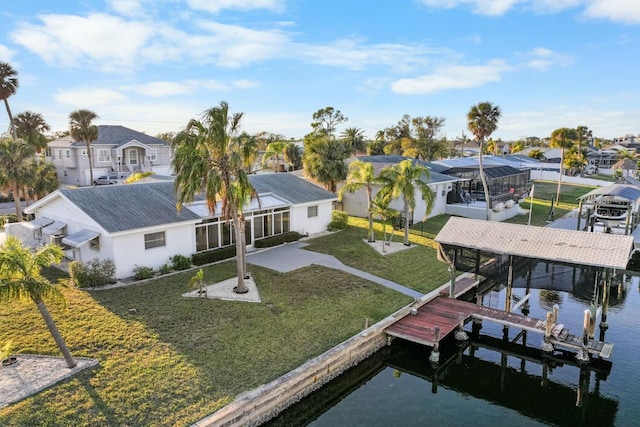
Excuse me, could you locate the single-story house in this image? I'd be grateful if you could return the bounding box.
[339,155,461,224]
[7,173,336,279]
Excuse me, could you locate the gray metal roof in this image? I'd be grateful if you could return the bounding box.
[69,125,170,148]
[579,184,640,202]
[350,156,458,184]
[249,173,337,205]
[435,217,634,270]
[59,182,200,233]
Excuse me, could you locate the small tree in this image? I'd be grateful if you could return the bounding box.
[339,160,378,242]
[0,236,76,367]
[189,268,205,297]
[369,195,398,252]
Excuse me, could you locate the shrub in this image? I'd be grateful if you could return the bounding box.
[125,171,154,183]
[327,210,348,231]
[170,254,192,271]
[0,214,18,230]
[254,231,302,248]
[133,265,155,280]
[158,263,172,275]
[69,258,116,288]
[192,246,237,266]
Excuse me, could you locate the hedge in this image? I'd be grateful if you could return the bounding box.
[254,231,302,248]
[192,245,237,266]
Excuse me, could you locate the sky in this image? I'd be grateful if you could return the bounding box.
[0,0,638,143]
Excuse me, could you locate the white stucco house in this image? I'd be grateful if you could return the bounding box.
[46,125,173,186]
[339,155,461,224]
[7,173,336,279]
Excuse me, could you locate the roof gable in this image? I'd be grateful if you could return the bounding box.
[248,173,337,205]
[64,125,169,148]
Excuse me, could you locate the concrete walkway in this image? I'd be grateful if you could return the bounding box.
[247,241,423,299]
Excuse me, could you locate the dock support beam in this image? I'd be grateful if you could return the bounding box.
[576,309,591,364]
[449,250,457,298]
[454,312,468,341]
[429,327,440,365]
[541,312,554,353]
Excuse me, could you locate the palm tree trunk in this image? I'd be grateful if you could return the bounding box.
[556,149,564,206]
[231,212,248,294]
[403,200,410,246]
[4,99,16,141]
[478,144,491,221]
[86,141,94,186]
[239,216,249,279]
[12,185,22,221]
[35,301,76,368]
[366,187,374,242]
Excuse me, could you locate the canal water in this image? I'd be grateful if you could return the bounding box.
[265,262,640,426]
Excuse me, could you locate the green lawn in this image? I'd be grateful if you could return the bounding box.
[1,218,454,426]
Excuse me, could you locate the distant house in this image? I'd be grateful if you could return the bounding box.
[46,125,173,186]
[7,174,336,279]
[339,155,460,224]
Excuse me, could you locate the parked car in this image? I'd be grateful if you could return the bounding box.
[94,175,120,185]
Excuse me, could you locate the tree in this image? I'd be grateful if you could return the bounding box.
[0,236,76,368]
[69,109,99,186]
[409,115,446,161]
[283,142,302,170]
[30,159,59,201]
[369,195,399,252]
[155,132,176,143]
[528,148,544,160]
[467,102,502,220]
[377,160,435,246]
[172,101,258,293]
[339,160,378,242]
[0,62,19,140]
[550,127,578,205]
[261,140,288,172]
[340,127,367,155]
[0,138,36,221]
[311,107,347,139]
[575,126,592,176]
[303,134,349,192]
[511,140,525,153]
[13,111,51,154]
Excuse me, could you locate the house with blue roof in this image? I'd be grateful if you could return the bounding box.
[8,173,336,279]
[46,125,173,186]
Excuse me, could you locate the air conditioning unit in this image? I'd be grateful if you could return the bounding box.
[50,234,69,249]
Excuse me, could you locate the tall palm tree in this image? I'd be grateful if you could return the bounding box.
[30,159,59,201]
[0,236,77,368]
[467,102,502,220]
[283,142,302,170]
[340,127,366,156]
[69,109,99,186]
[377,160,435,246]
[261,140,288,172]
[172,101,258,294]
[13,111,50,154]
[303,135,349,192]
[0,62,19,140]
[550,127,578,205]
[0,138,35,221]
[575,126,591,176]
[339,160,378,242]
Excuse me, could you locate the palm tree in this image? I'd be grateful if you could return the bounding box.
[283,142,302,171]
[340,127,366,156]
[0,236,76,368]
[377,160,435,246]
[467,102,502,220]
[0,62,19,140]
[339,160,378,242]
[30,159,59,201]
[0,138,36,221]
[575,126,591,176]
[261,140,288,172]
[13,111,50,154]
[369,195,398,252]
[69,109,99,186]
[303,135,349,192]
[550,127,578,205]
[172,101,258,294]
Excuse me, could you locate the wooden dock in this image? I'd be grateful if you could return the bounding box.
[385,296,613,358]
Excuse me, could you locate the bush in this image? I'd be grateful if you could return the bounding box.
[254,231,302,248]
[158,263,172,275]
[192,246,237,266]
[125,171,154,183]
[170,254,192,271]
[327,210,348,231]
[69,258,116,288]
[133,265,155,280]
[0,214,18,230]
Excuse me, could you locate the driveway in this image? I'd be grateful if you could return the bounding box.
[247,241,422,299]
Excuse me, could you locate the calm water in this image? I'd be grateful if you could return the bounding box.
[266,262,640,426]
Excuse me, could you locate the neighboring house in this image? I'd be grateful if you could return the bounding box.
[339,155,460,224]
[46,125,173,186]
[7,174,336,279]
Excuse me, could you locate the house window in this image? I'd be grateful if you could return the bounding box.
[144,231,166,249]
[66,149,70,158]
[307,205,318,218]
[149,148,157,162]
[58,150,62,159]
[129,149,138,165]
[63,170,67,177]
[89,237,100,251]
[98,149,111,163]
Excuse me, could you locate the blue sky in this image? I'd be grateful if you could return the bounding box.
[0,0,638,142]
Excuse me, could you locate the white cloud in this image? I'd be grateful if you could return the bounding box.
[0,44,16,62]
[53,88,128,107]
[523,47,574,71]
[107,0,146,16]
[186,0,285,14]
[127,80,228,97]
[11,13,153,70]
[584,0,640,24]
[391,60,512,94]
[417,0,523,16]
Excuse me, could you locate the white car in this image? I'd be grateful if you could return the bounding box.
[94,175,120,185]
